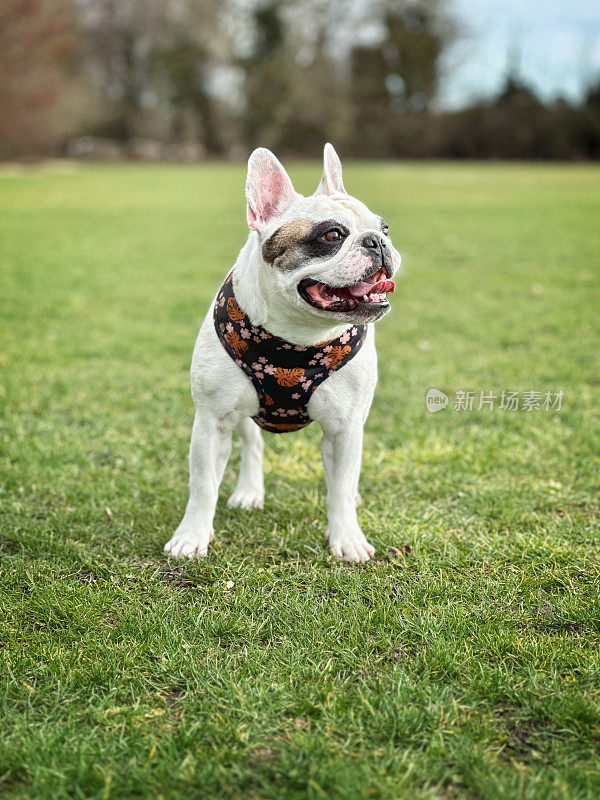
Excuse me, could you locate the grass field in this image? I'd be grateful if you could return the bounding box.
[1,160,599,800]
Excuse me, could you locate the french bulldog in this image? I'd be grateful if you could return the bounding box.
[164,144,401,562]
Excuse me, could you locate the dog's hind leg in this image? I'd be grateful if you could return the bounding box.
[227,417,265,510]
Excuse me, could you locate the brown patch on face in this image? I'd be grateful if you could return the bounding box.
[262,218,313,264]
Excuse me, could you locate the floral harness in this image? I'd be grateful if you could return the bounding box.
[214,273,367,433]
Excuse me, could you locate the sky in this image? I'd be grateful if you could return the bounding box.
[439,0,600,108]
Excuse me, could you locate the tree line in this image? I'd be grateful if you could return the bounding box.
[1,0,599,160]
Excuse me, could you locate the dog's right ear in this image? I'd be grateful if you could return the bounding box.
[246,148,296,232]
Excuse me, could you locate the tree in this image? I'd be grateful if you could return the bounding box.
[77,0,225,147]
[348,0,454,156]
[495,74,543,109]
[238,2,290,151]
[152,42,222,154]
[0,0,80,157]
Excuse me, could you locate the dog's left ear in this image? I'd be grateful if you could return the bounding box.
[314,142,346,196]
[246,148,297,232]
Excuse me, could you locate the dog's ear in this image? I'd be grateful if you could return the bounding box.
[314,142,346,196]
[246,148,296,232]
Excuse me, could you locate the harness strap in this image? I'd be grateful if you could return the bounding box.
[213,273,367,433]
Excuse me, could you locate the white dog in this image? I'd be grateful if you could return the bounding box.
[164,144,401,563]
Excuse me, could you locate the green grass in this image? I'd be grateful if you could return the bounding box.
[1,160,599,800]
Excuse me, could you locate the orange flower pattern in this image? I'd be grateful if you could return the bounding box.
[224,329,249,356]
[322,345,351,369]
[227,296,245,323]
[274,367,305,387]
[214,272,366,433]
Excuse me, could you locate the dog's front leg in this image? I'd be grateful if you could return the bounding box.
[321,419,375,563]
[164,409,232,558]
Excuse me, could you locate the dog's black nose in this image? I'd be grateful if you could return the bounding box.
[362,234,387,251]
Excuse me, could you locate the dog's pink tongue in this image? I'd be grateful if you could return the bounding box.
[348,279,395,297]
[347,281,371,298]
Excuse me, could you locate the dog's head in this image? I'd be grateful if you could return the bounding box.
[245,144,401,325]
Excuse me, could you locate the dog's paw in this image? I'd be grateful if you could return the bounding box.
[164,527,212,559]
[227,486,264,510]
[328,527,375,563]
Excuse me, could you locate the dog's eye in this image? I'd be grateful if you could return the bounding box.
[381,221,389,235]
[323,229,343,242]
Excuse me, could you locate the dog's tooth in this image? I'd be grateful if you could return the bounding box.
[332,294,340,302]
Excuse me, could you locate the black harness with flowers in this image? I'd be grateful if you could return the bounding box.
[214,273,367,433]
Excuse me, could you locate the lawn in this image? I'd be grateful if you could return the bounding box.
[0,159,599,800]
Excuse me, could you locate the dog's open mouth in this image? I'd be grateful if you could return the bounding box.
[298,268,395,312]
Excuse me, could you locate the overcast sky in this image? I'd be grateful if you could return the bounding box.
[439,0,600,108]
